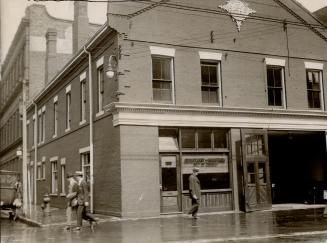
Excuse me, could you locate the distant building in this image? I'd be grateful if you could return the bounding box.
[314,6,327,25]
[0,3,101,204]
[26,0,327,218]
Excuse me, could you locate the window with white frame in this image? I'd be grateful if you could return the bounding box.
[51,160,58,194]
[53,98,58,137]
[32,116,35,147]
[80,76,87,122]
[42,161,46,179]
[66,90,71,130]
[97,65,104,113]
[38,112,42,144]
[61,162,66,194]
[80,151,91,191]
[201,61,221,104]
[306,70,323,109]
[267,66,285,107]
[37,162,41,180]
[152,56,173,102]
[42,108,45,142]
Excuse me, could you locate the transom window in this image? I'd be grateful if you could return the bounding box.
[307,70,323,109]
[201,61,221,104]
[267,66,285,107]
[152,56,173,103]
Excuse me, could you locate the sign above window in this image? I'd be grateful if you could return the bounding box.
[182,155,229,174]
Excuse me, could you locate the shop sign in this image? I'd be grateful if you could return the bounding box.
[182,155,228,174]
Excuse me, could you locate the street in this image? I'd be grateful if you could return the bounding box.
[1,209,327,243]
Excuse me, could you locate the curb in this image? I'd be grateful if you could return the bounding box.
[17,216,42,227]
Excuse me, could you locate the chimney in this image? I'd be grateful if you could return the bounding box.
[73,1,90,54]
[45,28,58,85]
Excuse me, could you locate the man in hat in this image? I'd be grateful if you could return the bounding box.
[74,171,97,231]
[65,172,78,230]
[188,167,201,219]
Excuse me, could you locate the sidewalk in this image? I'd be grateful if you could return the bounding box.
[2,205,327,242]
[14,205,116,227]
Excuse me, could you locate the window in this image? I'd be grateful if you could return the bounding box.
[32,117,35,147]
[97,66,104,113]
[80,78,87,122]
[51,160,58,194]
[61,164,66,194]
[37,163,41,180]
[181,128,228,150]
[42,161,46,179]
[66,92,71,130]
[152,56,173,102]
[42,109,45,142]
[53,100,58,136]
[81,152,91,192]
[267,66,285,107]
[201,61,221,104]
[38,112,42,144]
[307,70,323,109]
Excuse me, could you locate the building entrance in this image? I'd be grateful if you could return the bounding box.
[159,155,182,213]
[268,131,327,205]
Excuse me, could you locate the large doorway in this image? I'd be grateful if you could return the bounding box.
[268,131,327,205]
[241,129,272,212]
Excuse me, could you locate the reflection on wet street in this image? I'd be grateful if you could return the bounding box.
[1,209,327,243]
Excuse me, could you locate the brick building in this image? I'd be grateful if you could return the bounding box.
[0,3,101,204]
[26,0,327,218]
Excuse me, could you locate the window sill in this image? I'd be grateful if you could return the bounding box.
[79,120,86,126]
[60,193,66,197]
[65,128,71,133]
[96,110,104,118]
[50,193,58,197]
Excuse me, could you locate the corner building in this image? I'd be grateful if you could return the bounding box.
[26,0,327,218]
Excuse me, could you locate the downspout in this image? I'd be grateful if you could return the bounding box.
[33,102,37,205]
[84,46,94,213]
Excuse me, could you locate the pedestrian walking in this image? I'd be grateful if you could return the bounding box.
[188,167,201,219]
[74,171,97,231]
[65,172,79,230]
[323,190,327,217]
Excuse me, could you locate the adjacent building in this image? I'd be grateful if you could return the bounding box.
[26,0,327,218]
[315,6,327,26]
[0,3,101,204]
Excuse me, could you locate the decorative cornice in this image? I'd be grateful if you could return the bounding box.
[105,102,327,131]
[219,0,256,31]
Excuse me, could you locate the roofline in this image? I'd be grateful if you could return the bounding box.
[27,23,111,111]
[290,0,327,27]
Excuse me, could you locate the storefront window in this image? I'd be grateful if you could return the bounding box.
[198,129,211,148]
[214,129,227,148]
[182,154,230,190]
[159,129,179,151]
[181,128,196,149]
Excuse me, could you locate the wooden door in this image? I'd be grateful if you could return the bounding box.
[242,129,272,212]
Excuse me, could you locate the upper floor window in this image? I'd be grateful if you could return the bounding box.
[267,66,285,107]
[307,70,323,109]
[152,56,174,103]
[38,107,46,144]
[201,61,221,104]
[80,73,87,122]
[66,85,71,131]
[53,98,58,137]
[96,57,104,114]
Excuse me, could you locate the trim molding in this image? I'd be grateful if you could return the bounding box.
[106,103,327,131]
[305,61,323,70]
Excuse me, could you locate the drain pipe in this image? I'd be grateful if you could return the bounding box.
[33,102,38,205]
[84,46,94,213]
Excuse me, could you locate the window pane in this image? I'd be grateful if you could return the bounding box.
[152,58,161,79]
[201,87,210,103]
[267,68,274,87]
[162,59,171,80]
[181,129,195,149]
[198,129,211,148]
[258,163,266,184]
[153,81,172,101]
[274,88,282,106]
[273,68,282,87]
[268,89,274,106]
[313,91,321,108]
[201,65,210,85]
[247,163,255,184]
[214,130,227,148]
[209,88,218,103]
[209,65,218,85]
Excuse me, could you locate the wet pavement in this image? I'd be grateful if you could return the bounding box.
[1,208,327,243]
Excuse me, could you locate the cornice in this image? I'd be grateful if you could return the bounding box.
[106,102,327,119]
[105,102,327,130]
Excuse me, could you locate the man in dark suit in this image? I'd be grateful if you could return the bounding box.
[188,167,201,219]
[74,171,97,230]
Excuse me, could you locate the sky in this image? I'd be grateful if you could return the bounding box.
[1,0,327,62]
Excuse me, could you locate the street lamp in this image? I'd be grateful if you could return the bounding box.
[105,55,118,79]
